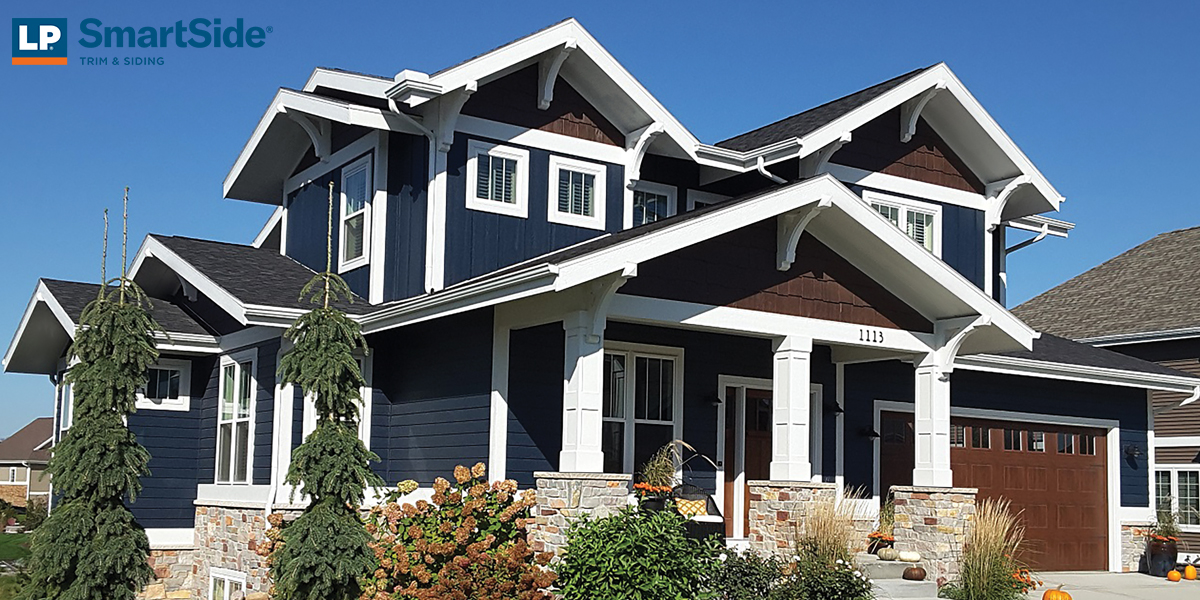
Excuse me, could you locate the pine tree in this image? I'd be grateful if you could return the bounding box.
[270,182,383,600]
[21,191,156,600]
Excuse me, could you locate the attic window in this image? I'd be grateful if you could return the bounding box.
[864,190,941,256]
[339,155,372,272]
[631,181,676,227]
[548,155,606,230]
[465,140,529,218]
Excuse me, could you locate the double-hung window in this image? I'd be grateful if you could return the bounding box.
[339,155,372,272]
[548,155,606,230]
[209,568,247,600]
[137,358,191,411]
[601,344,682,476]
[1156,468,1200,527]
[631,181,677,227]
[465,140,529,218]
[216,351,255,485]
[59,381,73,432]
[864,191,941,255]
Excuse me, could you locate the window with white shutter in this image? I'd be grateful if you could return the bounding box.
[864,191,941,256]
[465,140,529,218]
[548,155,607,230]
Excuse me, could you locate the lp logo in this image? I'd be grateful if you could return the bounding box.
[12,19,68,65]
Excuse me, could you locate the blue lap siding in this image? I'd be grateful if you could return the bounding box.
[197,339,279,487]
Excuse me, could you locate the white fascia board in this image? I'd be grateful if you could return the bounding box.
[1085,328,1200,347]
[302,67,394,97]
[2,280,76,371]
[955,354,1200,394]
[154,331,221,355]
[252,207,283,248]
[1007,214,1074,238]
[827,163,987,211]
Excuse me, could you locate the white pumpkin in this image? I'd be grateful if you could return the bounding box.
[898,550,922,563]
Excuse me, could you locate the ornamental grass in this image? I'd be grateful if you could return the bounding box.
[939,497,1038,600]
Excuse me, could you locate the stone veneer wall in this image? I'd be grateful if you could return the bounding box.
[746,480,839,554]
[0,484,28,507]
[140,549,197,600]
[891,486,976,583]
[187,502,301,599]
[1120,521,1152,573]
[528,472,631,557]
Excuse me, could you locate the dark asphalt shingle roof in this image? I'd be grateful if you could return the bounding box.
[992,333,1199,379]
[0,418,52,463]
[715,65,936,152]
[41,279,210,335]
[1013,225,1200,340]
[152,235,369,314]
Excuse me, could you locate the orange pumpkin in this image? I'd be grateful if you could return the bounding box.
[1186,565,1198,580]
[1042,585,1072,600]
[1168,569,1183,582]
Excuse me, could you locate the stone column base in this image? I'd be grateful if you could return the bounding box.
[1120,521,1152,573]
[529,471,631,557]
[891,485,977,583]
[746,480,839,555]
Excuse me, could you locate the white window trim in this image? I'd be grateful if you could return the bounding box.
[862,189,942,257]
[548,155,607,230]
[685,189,729,211]
[216,349,257,486]
[338,154,373,273]
[60,380,73,432]
[301,351,373,449]
[630,180,678,227]
[464,139,530,218]
[602,341,685,475]
[136,358,192,412]
[6,467,16,483]
[1155,466,1200,532]
[208,567,248,600]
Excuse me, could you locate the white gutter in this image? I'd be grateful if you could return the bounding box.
[755,156,786,184]
[1081,328,1200,347]
[955,353,1200,394]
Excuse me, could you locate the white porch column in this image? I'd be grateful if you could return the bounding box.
[912,354,953,487]
[560,311,605,472]
[770,335,813,481]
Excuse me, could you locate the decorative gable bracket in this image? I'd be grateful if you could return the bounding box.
[583,263,638,342]
[538,39,577,110]
[436,81,478,153]
[280,107,331,162]
[927,315,991,380]
[625,123,664,186]
[899,80,947,143]
[799,131,852,178]
[776,196,833,271]
[983,175,1031,232]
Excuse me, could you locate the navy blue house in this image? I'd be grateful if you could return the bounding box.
[6,19,1199,592]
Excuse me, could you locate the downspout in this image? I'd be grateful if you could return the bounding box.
[755,156,786,184]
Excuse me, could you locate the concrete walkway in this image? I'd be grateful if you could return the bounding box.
[1039,571,1200,599]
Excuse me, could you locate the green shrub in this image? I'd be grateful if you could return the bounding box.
[710,550,783,600]
[556,505,722,600]
[772,557,872,600]
[22,498,46,532]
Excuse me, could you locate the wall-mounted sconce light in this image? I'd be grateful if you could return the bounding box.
[1124,444,1145,459]
[861,427,881,439]
[825,401,844,415]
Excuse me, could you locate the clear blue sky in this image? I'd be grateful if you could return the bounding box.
[3,0,1198,437]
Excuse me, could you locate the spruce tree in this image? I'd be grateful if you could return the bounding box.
[22,192,156,600]
[270,182,383,600]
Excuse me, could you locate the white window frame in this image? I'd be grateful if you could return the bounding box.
[1155,466,1200,531]
[602,341,685,475]
[216,349,256,485]
[548,155,607,230]
[59,380,73,432]
[465,139,530,218]
[338,154,373,273]
[630,180,677,227]
[208,567,248,600]
[136,358,192,412]
[685,189,729,211]
[7,468,15,483]
[862,190,942,257]
[301,352,373,449]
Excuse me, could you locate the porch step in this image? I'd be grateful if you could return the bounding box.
[857,553,925,580]
[871,578,938,599]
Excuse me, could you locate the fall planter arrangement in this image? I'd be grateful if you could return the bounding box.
[866,530,894,554]
[1146,509,1183,577]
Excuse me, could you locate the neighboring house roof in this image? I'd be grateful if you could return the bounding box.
[1013,225,1200,342]
[40,279,210,336]
[0,418,52,464]
[996,333,1198,378]
[715,66,935,152]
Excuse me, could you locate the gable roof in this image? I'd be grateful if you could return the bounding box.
[1013,225,1200,343]
[716,66,935,152]
[41,279,210,336]
[0,418,52,464]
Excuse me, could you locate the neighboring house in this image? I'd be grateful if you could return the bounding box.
[1015,225,1200,553]
[0,417,52,508]
[4,19,1200,594]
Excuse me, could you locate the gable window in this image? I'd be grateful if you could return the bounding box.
[137,359,191,411]
[216,351,255,485]
[209,568,246,600]
[465,140,530,218]
[864,191,941,255]
[1157,469,1200,528]
[339,155,372,272]
[548,155,607,230]
[601,344,683,476]
[631,181,677,227]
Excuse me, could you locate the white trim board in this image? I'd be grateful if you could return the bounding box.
[954,354,1200,395]
[146,527,195,550]
[1154,436,1200,448]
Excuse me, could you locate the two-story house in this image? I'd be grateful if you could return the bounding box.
[1015,225,1200,558]
[5,18,1200,595]
[0,417,51,509]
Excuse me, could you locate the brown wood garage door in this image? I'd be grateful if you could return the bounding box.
[880,412,1108,571]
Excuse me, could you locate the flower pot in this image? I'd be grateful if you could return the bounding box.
[1147,540,1179,577]
[640,497,668,512]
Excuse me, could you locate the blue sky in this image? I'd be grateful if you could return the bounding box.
[2,0,1198,437]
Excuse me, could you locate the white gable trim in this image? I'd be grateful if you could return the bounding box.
[252,207,283,248]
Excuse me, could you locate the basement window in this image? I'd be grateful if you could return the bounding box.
[465,140,529,218]
[864,190,941,256]
[339,155,372,272]
[209,568,247,600]
[548,155,606,230]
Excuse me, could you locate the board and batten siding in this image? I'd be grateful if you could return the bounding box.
[197,339,279,487]
[286,151,371,299]
[384,132,428,301]
[442,131,624,287]
[367,308,493,485]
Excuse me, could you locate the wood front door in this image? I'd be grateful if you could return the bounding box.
[722,383,774,538]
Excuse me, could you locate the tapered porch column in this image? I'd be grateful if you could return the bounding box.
[912,354,953,487]
[560,311,605,472]
[770,335,813,481]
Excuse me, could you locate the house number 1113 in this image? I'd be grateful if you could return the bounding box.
[859,328,885,344]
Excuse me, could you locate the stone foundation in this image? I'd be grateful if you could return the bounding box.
[891,485,976,583]
[528,472,631,557]
[0,484,28,507]
[1120,521,1152,573]
[190,503,276,598]
[141,549,197,599]
[746,480,839,554]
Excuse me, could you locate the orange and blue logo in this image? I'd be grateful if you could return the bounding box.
[12,19,68,65]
